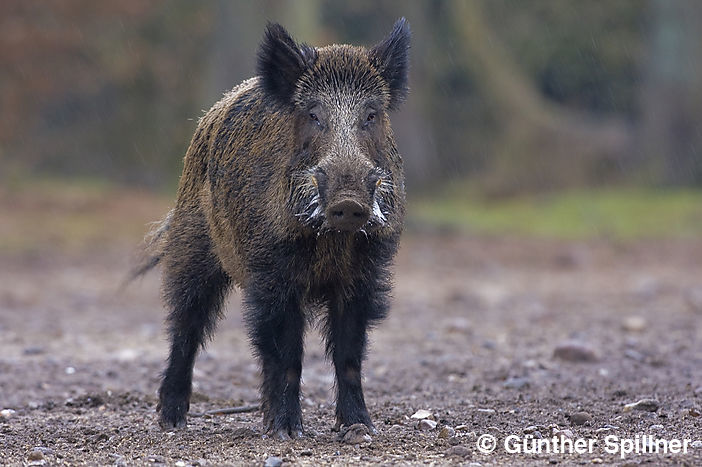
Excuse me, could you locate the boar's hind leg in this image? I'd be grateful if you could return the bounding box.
[158,215,231,429]
[326,286,389,434]
[244,284,305,439]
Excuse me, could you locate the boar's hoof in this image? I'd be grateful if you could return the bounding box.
[158,413,187,430]
[157,400,188,430]
[265,408,303,440]
[270,428,304,440]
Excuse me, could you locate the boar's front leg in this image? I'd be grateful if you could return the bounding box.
[245,282,305,439]
[326,285,389,434]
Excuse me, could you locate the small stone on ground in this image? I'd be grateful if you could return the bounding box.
[553,341,599,362]
[263,456,282,467]
[411,409,433,420]
[623,398,659,412]
[568,411,592,425]
[445,445,471,458]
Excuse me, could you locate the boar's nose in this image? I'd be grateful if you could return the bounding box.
[327,199,370,231]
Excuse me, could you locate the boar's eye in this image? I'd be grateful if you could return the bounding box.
[363,111,377,129]
[309,112,323,128]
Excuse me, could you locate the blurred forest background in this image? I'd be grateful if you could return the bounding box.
[2,0,702,242]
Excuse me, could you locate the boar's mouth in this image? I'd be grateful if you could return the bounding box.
[289,168,392,234]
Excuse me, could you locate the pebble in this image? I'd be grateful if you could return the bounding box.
[23,346,45,356]
[503,377,530,389]
[0,408,16,418]
[623,398,659,412]
[568,412,592,426]
[28,450,44,461]
[689,407,701,417]
[648,424,664,431]
[553,429,574,439]
[387,424,403,434]
[175,462,186,467]
[410,409,433,420]
[482,340,497,350]
[263,456,283,467]
[623,349,645,362]
[445,445,471,458]
[594,424,620,434]
[691,440,702,449]
[553,341,598,363]
[455,424,470,431]
[417,419,437,431]
[476,408,495,414]
[438,426,455,438]
[341,424,372,444]
[622,316,646,332]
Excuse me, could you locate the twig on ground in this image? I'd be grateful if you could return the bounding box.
[190,404,260,417]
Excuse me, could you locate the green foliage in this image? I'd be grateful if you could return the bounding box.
[410,186,702,239]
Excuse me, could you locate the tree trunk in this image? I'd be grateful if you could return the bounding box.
[450,0,634,196]
[639,0,702,186]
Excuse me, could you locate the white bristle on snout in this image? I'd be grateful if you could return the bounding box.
[372,199,386,222]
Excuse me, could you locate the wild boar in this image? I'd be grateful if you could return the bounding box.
[135,18,409,439]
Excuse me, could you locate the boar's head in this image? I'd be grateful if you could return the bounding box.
[258,18,410,234]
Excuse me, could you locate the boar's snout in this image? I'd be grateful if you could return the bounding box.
[327,198,370,232]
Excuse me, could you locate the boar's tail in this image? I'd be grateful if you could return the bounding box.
[123,209,173,285]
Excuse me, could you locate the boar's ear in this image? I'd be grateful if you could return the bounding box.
[257,22,317,106]
[369,17,411,110]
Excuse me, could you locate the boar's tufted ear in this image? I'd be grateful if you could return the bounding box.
[369,17,411,110]
[257,22,317,106]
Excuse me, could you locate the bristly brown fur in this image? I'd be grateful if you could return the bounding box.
[138,18,410,438]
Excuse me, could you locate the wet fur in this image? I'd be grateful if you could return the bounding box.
[137,19,410,438]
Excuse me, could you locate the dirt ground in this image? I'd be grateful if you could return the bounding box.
[1,226,702,465]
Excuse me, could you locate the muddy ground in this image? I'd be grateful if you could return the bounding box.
[1,224,702,465]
